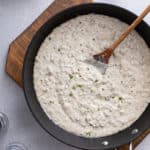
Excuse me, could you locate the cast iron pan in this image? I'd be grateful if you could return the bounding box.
[23,3,150,150]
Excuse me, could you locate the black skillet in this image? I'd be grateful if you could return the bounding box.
[23,3,150,150]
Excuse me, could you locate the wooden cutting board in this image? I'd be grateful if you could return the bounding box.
[5,0,150,149]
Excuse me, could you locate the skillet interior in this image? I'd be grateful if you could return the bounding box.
[23,3,150,150]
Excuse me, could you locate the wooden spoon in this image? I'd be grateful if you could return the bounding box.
[93,5,150,64]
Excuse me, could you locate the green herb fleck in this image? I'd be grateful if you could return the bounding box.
[49,101,54,104]
[57,49,61,52]
[72,86,76,90]
[90,89,94,93]
[118,97,123,101]
[86,132,91,136]
[69,74,73,79]
[112,96,115,99]
[77,84,82,88]
[69,92,73,97]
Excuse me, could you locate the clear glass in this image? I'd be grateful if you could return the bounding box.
[6,142,28,150]
[0,112,9,133]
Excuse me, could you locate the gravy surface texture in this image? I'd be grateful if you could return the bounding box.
[34,14,150,137]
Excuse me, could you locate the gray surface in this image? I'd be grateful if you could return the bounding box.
[0,0,150,150]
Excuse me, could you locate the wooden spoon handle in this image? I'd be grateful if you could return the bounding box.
[110,5,150,51]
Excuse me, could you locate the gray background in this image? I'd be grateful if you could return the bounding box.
[0,0,150,149]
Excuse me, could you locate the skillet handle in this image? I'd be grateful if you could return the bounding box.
[115,142,132,150]
[115,128,150,150]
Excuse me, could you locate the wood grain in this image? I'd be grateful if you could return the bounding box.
[5,0,150,149]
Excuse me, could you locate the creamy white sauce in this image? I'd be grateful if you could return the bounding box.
[34,14,150,137]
